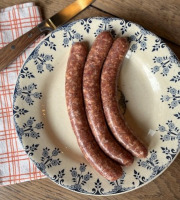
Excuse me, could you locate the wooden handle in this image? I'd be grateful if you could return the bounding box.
[0,26,43,70]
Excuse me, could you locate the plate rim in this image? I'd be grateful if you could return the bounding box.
[13,16,180,196]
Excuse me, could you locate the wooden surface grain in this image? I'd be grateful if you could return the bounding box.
[0,0,180,200]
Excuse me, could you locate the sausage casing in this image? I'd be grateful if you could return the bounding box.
[65,42,123,181]
[83,32,134,166]
[101,37,148,158]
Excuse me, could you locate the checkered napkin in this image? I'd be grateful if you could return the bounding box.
[0,2,45,186]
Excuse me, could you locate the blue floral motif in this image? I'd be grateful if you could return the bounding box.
[138,150,159,170]
[119,20,131,35]
[24,144,39,156]
[134,147,174,186]
[80,18,92,33]
[130,27,150,52]
[160,87,180,109]
[161,147,178,161]
[133,169,147,186]
[20,66,35,79]
[134,163,167,186]
[92,179,104,195]
[33,52,54,73]
[134,142,180,186]
[69,163,92,192]
[16,117,44,140]
[13,106,29,118]
[52,169,65,185]
[152,38,166,52]
[35,147,61,174]
[158,120,180,142]
[16,83,42,105]
[61,24,83,47]
[94,18,116,38]
[151,55,178,76]
[16,34,56,76]
[42,36,56,51]
[108,172,135,194]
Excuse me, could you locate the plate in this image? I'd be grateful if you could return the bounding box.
[13,17,180,195]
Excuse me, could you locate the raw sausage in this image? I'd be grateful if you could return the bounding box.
[65,42,123,181]
[83,32,134,166]
[101,37,148,158]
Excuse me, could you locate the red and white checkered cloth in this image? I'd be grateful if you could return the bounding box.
[0,2,45,186]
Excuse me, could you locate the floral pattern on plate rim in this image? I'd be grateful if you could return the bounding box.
[13,17,180,196]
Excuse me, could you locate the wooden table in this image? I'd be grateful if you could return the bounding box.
[0,0,180,199]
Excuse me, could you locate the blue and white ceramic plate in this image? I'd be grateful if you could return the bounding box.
[13,17,180,195]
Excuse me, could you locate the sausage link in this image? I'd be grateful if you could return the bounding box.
[65,42,123,181]
[83,32,134,166]
[101,37,148,158]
